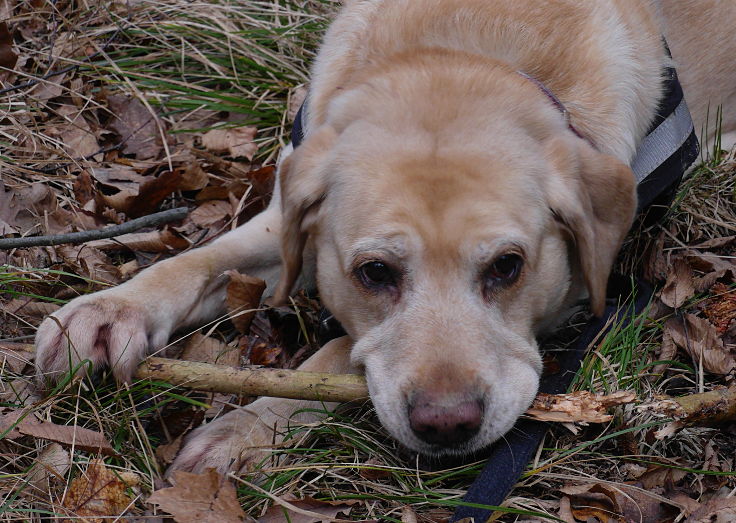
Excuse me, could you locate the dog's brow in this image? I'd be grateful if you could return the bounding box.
[349,237,408,261]
[473,237,529,261]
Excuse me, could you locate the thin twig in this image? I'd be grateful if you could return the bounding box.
[0,207,189,249]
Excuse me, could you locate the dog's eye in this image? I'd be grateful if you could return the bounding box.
[357,261,397,288]
[484,254,523,283]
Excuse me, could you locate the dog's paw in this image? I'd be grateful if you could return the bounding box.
[167,408,278,475]
[35,288,173,384]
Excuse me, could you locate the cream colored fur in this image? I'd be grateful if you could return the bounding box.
[36,0,736,473]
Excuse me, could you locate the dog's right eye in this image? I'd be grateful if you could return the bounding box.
[356,261,398,289]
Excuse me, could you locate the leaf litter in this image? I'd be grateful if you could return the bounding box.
[1,0,735,521]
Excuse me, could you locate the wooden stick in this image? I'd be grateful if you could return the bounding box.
[0,207,188,250]
[135,357,370,403]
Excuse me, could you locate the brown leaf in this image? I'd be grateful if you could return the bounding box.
[258,496,356,523]
[99,169,183,218]
[108,94,163,160]
[0,341,35,373]
[57,244,120,285]
[686,496,736,522]
[28,442,71,493]
[63,460,139,522]
[560,482,677,523]
[4,299,61,321]
[19,420,116,456]
[665,315,736,375]
[190,199,232,228]
[0,21,17,71]
[54,105,100,158]
[0,181,61,236]
[202,127,258,160]
[179,163,210,191]
[73,170,97,205]
[86,229,189,253]
[660,257,695,309]
[652,327,678,376]
[91,165,148,194]
[181,332,240,367]
[634,464,687,490]
[359,457,392,481]
[226,271,266,334]
[0,409,34,439]
[686,251,735,276]
[147,469,246,523]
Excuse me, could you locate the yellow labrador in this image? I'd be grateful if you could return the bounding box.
[36,0,736,473]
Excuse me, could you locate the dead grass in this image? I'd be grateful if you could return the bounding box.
[1,0,736,521]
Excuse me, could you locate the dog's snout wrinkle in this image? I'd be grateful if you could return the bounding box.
[408,393,483,446]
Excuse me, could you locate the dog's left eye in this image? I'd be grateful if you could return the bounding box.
[484,254,523,284]
[356,261,398,289]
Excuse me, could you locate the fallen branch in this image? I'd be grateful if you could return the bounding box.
[0,207,189,249]
[134,357,637,422]
[646,386,736,425]
[135,357,369,403]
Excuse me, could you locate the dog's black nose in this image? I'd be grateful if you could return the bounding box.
[408,395,483,446]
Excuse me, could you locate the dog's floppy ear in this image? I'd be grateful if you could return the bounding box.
[272,126,336,304]
[545,136,637,316]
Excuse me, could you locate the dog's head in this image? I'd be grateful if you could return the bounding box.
[273,66,636,455]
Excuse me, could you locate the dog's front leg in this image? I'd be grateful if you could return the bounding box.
[35,194,299,384]
[168,335,358,474]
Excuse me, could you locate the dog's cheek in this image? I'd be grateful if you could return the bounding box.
[482,351,541,441]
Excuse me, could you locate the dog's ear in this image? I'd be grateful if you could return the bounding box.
[272,126,336,304]
[545,136,637,316]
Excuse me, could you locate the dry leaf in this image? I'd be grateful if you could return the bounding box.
[4,299,61,321]
[400,506,418,523]
[634,464,687,489]
[359,457,392,481]
[99,169,183,218]
[73,170,97,205]
[108,94,162,160]
[18,417,116,456]
[560,482,677,523]
[57,244,120,285]
[86,229,189,252]
[686,496,736,522]
[62,459,139,522]
[28,443,71,493]
[0,342,35,373]
[660,257,695,308]
[0,409,33,439]
[202,127,258,160]
[181,332,240,367]
[53,105,100,157]
[147,469,246,523]
[0,21,18,72]
[652,327,678,376]
[665,315,736,375]
[226,271,266,334]
[190,199,232,228]
[91,165,148,194]
[258,496,356,523]
[179,163,210,191]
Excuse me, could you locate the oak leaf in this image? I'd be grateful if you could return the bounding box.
[147,469,246,523]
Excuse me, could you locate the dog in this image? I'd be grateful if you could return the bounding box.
[36,0,736,473]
